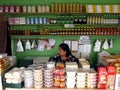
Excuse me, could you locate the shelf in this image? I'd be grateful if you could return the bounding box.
[1,12,120,15]
[10,24,59,26]
[10,24,120,26]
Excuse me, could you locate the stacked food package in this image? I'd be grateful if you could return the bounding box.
[86,69,97,88]
[0,59,4,73]
[24,68,34,88]
[33,68,43,89]
[0,54,11,73]
[106,66,116,90]
[4,67,25,84]
[76,68,87,88]
[44,68,54,88]
[66,69,76,88]
[97,67,107,89]
[53,63,65,88]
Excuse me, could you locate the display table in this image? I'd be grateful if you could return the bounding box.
[6,88,99,90]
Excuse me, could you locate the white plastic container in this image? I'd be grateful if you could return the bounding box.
[76,84,86,88]
[66,77,76,82]
[66,82,76,88]
[76,81,86,85]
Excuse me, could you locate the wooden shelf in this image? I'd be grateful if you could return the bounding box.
[10,24,120,26]
[0,12,120,15]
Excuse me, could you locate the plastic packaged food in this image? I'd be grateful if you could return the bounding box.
[54,67,65,76]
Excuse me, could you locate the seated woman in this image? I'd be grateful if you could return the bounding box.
[49,43,80,67]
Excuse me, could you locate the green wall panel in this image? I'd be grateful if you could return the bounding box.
[11,35,120,65]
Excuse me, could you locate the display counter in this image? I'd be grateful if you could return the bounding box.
[6,88,99,90]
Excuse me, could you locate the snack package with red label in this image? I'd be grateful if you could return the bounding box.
[53,66,65,88]
[97,67,107,89]
[107,66,116,90]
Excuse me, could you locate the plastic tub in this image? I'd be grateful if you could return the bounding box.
[66,82,76,88]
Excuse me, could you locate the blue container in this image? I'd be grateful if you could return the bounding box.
[43,18,47,24]
[35,18,39,24]
[39,18,42,24]
[31,18,35,24]
[26,18,30,24]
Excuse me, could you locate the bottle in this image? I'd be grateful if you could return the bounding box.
[38,5,42,13]
[23,6,27,13]
[51,4,54,13]
[82,15,87,24]
[70,3,73,13]
[79,3,82,12]
[55,4,58,13]
[27,6,32,13]
[66,3,69,13]
[76,4,79,13]
[45,5,50,13]
[31,5,36,13]
[58,4,62,13]
[73,4,76,13]
[100,16,104,24]
[74,18,78,24]
[41,5,45,13]
[62,4,65,13]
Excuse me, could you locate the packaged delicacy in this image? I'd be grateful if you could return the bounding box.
[107,66,116,90]
[97,67,107,89]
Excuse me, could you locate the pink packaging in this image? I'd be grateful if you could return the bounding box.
[4,6,10,12]
[15,6,22,12]
[10,6,15,13]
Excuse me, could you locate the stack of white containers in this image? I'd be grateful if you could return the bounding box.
[86,69,97,88]
[76,68,87,88]
[4,67,24,84]
[66,69,76,88]
[33,68,43,89]
[24,68,34,88]
[43,68,54,88]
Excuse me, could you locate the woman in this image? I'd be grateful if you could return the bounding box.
[49,43,80,67]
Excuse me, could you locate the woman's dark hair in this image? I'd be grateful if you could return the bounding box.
[59,43,71,57]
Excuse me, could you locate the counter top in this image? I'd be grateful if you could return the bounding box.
[5,88,105,90]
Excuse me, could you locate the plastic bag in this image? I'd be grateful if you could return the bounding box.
[16,39,24,52]
[31,40,37,49]
[25,40,31,50]
[109,39,113,48]
[102,39,109,50]
[93,40,101,52]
